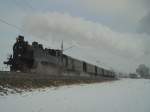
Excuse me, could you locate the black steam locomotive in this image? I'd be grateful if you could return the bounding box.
[4,35,34,71]
[4,35,115,78]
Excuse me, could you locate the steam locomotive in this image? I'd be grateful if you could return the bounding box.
[4,35,34,71]
[4,35,115,78]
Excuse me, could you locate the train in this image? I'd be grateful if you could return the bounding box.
[4,35,115,78]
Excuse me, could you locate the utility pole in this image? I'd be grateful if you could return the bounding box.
[61,40,75,53]
[61,40,64,54]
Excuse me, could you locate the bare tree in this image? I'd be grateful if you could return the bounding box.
[136,64,150,78]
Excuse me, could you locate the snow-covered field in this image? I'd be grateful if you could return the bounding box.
[0,79,150,112]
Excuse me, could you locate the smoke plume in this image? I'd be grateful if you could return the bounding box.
[22,12,150,58]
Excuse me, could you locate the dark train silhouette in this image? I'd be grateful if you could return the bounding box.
[4,35,115,78]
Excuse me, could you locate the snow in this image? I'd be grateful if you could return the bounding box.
[0,79,150,112]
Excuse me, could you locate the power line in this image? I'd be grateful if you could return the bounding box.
[0,17,35,44]
[63,45,75,52]
[0,0,34,31]
[0,17,22,31]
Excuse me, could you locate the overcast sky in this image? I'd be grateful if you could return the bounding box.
[0,0,150,73]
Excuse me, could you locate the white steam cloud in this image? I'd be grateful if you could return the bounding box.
[22,12,149,59]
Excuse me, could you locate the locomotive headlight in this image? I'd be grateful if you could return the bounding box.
[18,54,21,57]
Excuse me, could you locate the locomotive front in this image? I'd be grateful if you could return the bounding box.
[4,35,34,72]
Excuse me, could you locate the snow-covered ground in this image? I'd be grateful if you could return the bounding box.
[0,79,150,112]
